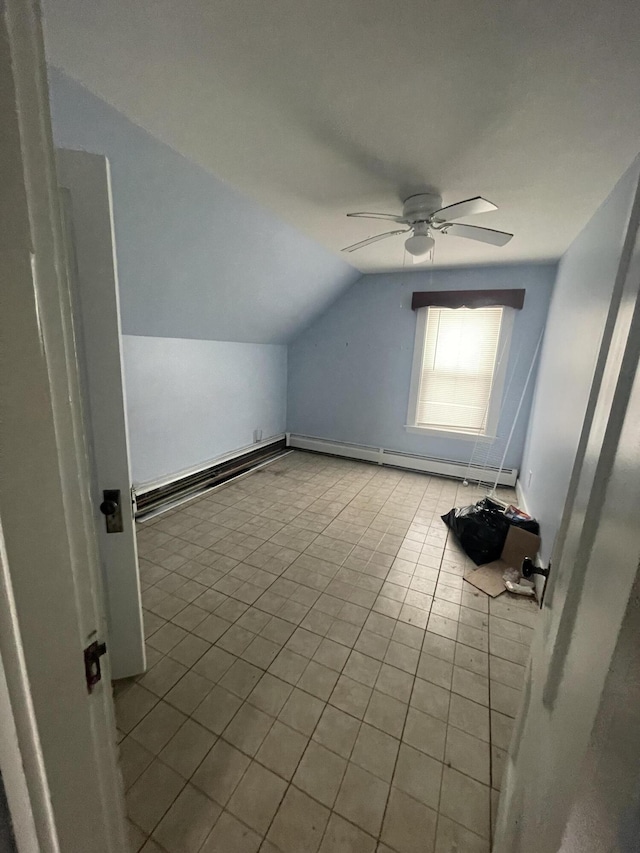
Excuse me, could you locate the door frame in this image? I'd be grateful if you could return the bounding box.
[494,171,640,851]
[0,0,126,850]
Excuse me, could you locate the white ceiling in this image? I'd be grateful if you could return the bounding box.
[43,0,640,272]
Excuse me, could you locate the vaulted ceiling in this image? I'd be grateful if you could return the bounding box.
[43,0,640,272]
[48,69,358,344]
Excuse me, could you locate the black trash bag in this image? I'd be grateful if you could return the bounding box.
[441,498,539,566]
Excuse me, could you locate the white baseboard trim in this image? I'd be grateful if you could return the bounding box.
[287,434,518,487]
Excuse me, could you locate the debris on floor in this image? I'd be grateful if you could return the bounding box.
[504,577,536,597]
[442,498,540,599]
[441,497,539,566]
[463,526,541,598]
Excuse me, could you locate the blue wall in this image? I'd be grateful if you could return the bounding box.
[47,68,358,483]
[122,337,287,484]
[47,68,358,345]
[520,155,640,559]
[287,264,555,470]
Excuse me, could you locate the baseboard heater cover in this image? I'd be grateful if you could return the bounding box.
[287,434,518,487]
[134,437,287,518]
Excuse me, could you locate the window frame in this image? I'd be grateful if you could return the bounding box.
[405,304,515,440]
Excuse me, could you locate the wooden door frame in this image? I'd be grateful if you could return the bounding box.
[494,172,640,851]
[0,0,127,850]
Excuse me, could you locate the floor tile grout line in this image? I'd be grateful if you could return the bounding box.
[140,592,463,724]
[121,462,348,842]
[128,459,405,847]
[145,466,417,847]
[488,652,496,849]
[127,480,332,849]
[323,481,443,849]
[430,523,452,851]
[206,461,403,851]
[125,456,522,851]
[127,755,188,850]
[136,492,443,727]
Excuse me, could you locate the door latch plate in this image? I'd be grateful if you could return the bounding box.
[84,640,107,693]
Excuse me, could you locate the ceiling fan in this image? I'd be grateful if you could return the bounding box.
[342,193,513,258]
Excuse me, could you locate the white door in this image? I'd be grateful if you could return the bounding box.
[56,149,146,680]
[0,0,127,849]
[494,176,640,852]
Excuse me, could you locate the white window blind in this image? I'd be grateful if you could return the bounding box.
[415,306,504,433]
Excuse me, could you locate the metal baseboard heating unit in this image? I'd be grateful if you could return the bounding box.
[134,436,288,519]
[287,434,518,487]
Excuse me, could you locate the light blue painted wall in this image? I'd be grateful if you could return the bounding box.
[287,264,555,470]
[46,68,358,483]
[47,67,359,345]
[519,154,640,560]
[122,336,287,485]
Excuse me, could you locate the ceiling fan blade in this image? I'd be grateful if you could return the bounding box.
[442,223,513,246]
[341,229,409,253]
[430,196,497,223]
[346,212,405,222]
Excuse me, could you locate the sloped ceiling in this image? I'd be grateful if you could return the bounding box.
[42,0,640,272]
[48,69,359,344]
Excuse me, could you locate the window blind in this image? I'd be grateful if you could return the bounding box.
[416,306,504,433]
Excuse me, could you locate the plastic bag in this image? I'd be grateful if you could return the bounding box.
[441,497,539,566]
[503,567,521,584]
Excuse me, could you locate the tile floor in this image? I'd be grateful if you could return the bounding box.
[117,451,538,853]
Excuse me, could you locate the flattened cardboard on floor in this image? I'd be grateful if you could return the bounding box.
[464,526,541,597]
[464,564,507,597]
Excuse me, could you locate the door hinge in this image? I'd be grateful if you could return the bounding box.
[522,558,552,607]
[84,640,107,693]
[522,557,551,580]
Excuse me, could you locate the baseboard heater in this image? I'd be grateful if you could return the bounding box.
[287,434,518,488]
[134,436,288,519]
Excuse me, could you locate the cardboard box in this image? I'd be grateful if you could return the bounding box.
[464,525,541,598]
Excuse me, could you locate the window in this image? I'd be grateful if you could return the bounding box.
[406,305,513,438]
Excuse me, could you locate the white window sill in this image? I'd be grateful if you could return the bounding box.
[404,425,495,442]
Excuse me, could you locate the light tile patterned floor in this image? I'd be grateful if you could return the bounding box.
[117,451,538,853]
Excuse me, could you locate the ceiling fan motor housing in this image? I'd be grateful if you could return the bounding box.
[402,193,443,224]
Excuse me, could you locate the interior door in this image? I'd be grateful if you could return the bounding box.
[493,176,640,852]
[1,1,129,846]
[56,148,146,680]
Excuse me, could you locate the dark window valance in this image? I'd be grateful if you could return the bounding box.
[411,289,525,311]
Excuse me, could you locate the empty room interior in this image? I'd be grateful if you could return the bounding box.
[3,0,640,852]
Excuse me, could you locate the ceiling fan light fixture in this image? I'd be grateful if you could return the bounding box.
[342,194,513,254]
[405,233,435,257]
